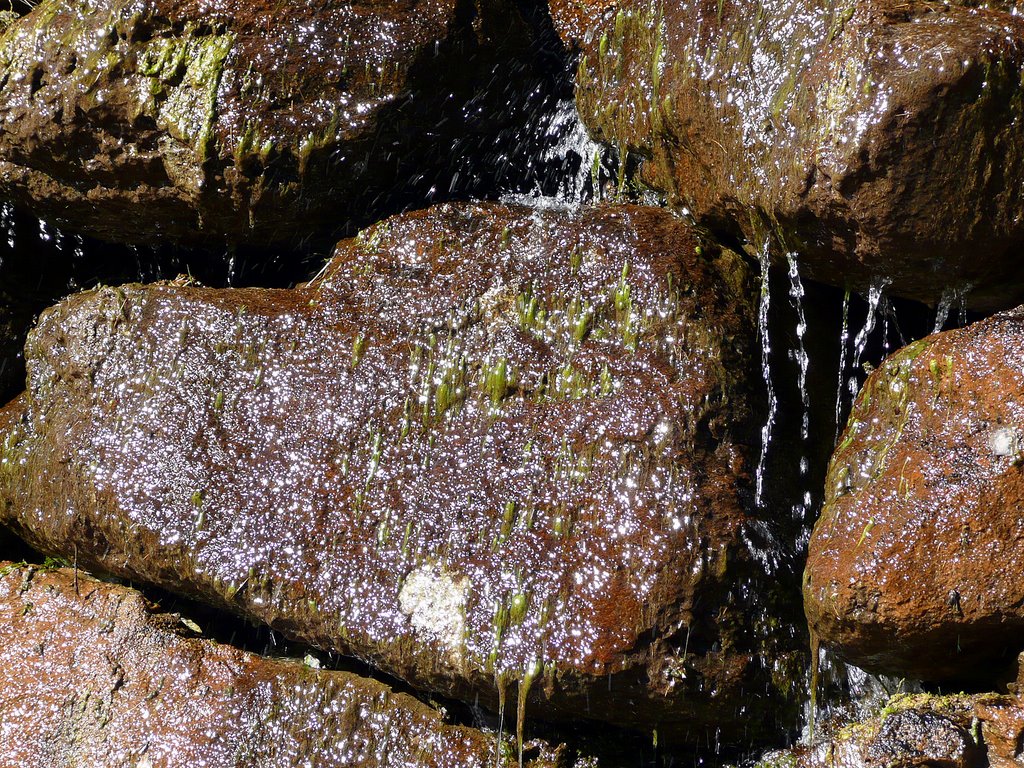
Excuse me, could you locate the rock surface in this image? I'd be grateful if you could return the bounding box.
[552,0,1024,311]
[805,307,1024,681]
[754,692,1024,768]
[0,561,568,767]
[0,201,804,742]
[0,0,534,246]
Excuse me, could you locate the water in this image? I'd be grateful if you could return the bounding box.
[933,283,972,333]
[1,202,13,249]
[755,243,777,509]
[843,278,889,407]
[834,288,851,441]
[786,256,810,438]
[502,97,616,209]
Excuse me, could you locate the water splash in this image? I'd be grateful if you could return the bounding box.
[755,244,776,509]
[542,99,606,203]
[502,98,613,209]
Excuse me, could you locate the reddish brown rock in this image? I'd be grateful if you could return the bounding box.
[805,307,1024,681]
[0,561,567,767]
[0,0,533,245]
[552,0,1024,311]
[0,202,804,742]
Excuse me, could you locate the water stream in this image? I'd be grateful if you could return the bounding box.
[755,243,778,510]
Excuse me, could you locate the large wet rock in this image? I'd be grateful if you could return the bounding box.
[0,561,567,766]
[0,0,535,246]
[551,0,1024,311]
[753,692,1024,768]
[0,202,804,743]
[805,308,1024,681]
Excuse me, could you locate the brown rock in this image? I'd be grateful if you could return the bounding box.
[553,0,1024,311]
[0,202,803,742]
[0,562,568,767]
[0,0,533,246]
[752,693,1018,768]
[805,307,1024,680]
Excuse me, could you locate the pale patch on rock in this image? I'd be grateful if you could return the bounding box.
[399,564,468,666]
[988,426,1021,459]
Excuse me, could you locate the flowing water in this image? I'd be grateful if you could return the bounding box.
[756,244,778,510]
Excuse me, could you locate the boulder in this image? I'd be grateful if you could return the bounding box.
[753,692,1024,768]
[0,202,804,742]
[0,0,535,246]
[806,307,1024,681]
[551,0,1024,311]
[0,561,567,767]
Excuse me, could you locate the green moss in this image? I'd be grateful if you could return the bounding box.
[147,28,235,163]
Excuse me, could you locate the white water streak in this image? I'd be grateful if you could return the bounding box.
[786,253,810,443]
[755,244,777,509]
[834,288,850,441]
[847,278,889,399]
[933,283,972,333]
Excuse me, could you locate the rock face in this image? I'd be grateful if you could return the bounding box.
[0,0,534,246]
[755,692,1024,768]
[0,202,804,742]
[0,561,567,767]
[551,0,1024,311]
[805,308,1024,681]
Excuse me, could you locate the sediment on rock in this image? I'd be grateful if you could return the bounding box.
[0,0,547,246]
[805,306,1024,682]
[0,561,569,767]
[552,0,1024,310]
[0,201,805,744]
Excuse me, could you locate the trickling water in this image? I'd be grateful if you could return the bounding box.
[847,278,888,399]
[786,255,810,439]
[834,288,850,442]
[755,244,777,509]
[786,254,811,529]
[933,283,972,333]
[1,203,13,249]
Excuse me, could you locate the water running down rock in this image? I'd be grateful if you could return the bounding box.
[551,0,1024,311]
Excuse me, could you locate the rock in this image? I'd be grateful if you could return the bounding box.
[0,0,536,246]
[752,692,1012,768]
[0,561,568,767]
[0,202,804,742]
[551,0,1024,311]
[805,307,1024,681]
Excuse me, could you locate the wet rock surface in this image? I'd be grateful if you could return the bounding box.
[0,561,568,767]
[0,201,804,742]
[805,307,1024,681]
[753,692,1024,768]
[552,0,1024,310]
[0,0,539,246]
